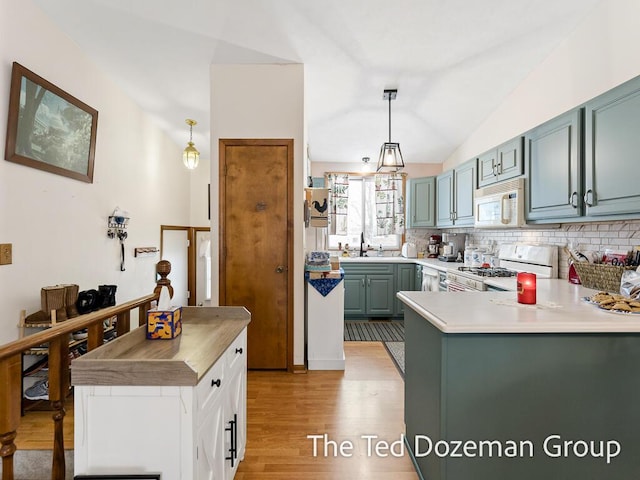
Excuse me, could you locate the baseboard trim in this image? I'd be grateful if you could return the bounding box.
[292,364,307,374]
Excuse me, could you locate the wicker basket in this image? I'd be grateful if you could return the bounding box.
[572,262,633,292]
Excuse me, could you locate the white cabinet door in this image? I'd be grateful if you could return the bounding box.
[224,369,246,479]
[196,393,226,480]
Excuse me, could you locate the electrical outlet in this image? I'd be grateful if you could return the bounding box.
[0,243,12,265]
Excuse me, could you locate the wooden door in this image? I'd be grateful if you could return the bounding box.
[161,226,211,306]
[220,139,293,370]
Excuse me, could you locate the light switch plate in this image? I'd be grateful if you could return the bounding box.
[0,243,12,265]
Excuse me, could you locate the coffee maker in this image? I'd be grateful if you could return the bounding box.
[438,233,466,262]
[427,235,441,258]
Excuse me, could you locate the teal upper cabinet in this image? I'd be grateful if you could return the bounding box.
[584,77,640,217]
[525,108,583,221]
[436,170,454,227]
[407,176,436,228]
[453,159,476,226]
[436,159,476,227]
[477,136,524,187]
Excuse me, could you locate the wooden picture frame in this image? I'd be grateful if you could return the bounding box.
[4,62,98,183]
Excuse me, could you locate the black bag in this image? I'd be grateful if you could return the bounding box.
[76,289,99,315]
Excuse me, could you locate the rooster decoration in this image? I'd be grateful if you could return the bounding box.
[312,198,328,214]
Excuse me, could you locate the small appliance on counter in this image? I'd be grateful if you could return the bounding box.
[437,233,466,262]
[427,235,441,258]
[401,242,417,258]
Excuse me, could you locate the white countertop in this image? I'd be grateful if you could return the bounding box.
[397,280,640,334]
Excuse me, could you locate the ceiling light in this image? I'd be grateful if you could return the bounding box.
[377,89,404,172]
[183,119,199,170]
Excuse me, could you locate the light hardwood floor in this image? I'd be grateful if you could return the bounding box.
[236,342,418,479]
[15,342,417,479]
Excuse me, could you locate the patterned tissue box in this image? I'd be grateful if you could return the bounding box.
[147,306,182,339]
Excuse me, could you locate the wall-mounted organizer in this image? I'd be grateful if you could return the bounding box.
[134,247,159,257]
[107,207,130,271]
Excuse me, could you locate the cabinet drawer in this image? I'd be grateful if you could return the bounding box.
[196,357,225,415]
[226,328,247,375]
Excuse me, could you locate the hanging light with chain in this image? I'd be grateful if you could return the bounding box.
[183,118,200,169]
[377,89,404,172]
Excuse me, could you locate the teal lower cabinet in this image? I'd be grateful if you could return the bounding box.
[403,306,640,480]
[343,273,367,316]
[342,263,415,319]
[395,264,416,315]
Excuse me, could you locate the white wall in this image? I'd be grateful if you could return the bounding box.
[210,64,306,366]
[0,0,190,345]
[445,0,640,169]
[189,155,211,227]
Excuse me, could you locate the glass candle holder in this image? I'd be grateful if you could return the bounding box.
[517,272,537,304]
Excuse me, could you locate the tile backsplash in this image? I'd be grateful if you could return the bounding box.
[406,219,640,279]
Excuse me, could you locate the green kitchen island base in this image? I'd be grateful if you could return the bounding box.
[400,288,640,480]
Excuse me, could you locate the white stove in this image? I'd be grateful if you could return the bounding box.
[445,244,558,292]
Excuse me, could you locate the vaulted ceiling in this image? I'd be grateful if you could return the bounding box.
[34,0,601,164]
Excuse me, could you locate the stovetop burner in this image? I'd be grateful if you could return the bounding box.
[457,266,517,278]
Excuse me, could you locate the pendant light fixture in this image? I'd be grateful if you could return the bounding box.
[377,89,404,172]
[183,118,200,170]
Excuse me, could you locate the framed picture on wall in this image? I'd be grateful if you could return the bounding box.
[4,61,98,183]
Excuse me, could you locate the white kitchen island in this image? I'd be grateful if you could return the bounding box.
[72,306,250,480]
[398,282,640,480]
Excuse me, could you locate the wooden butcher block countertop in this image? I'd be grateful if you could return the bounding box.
[71,306,250,387]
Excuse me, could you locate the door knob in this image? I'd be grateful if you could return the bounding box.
[276,265,286,273]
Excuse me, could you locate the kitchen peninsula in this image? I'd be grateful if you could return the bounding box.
[398,282,640,480]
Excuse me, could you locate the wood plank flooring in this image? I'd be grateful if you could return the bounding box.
[14,342,417,479]
[15,401,74,450]
[236,342,418,479]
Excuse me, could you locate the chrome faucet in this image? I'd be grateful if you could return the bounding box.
[360,232,365,257]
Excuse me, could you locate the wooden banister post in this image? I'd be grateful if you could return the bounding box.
[153,260,173,299]
[48,336,69,480]
[87,322,104,352]
[116,310,130,336]
[0,354,21,480]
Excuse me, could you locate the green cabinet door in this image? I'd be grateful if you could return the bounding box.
[407,177,436,228]
[343,273,366,316]
[585,77,640,216]
[366,274,395,316]
[437,161,475,228]
[436,170,454,227]
[477,149,497,187]
[453,159,476,226]
[496,136,524,180]
[395,264,416,315]
[525,108,583,221]
[477,137,524,187]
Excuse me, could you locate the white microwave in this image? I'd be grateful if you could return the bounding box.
[474,178,525,228]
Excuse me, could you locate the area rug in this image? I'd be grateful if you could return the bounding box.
[344,320,404,342]
[383,341,405,378]
[0,449,74,480]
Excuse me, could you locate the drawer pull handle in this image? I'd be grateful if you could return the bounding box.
[211,379,221,388]
[235,347,243,354]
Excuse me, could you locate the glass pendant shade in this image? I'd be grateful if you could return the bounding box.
[377,142,404,171]
[183,142,199,169]
[183,119,199,170]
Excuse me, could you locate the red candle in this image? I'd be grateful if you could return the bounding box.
[517,272,536,304]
